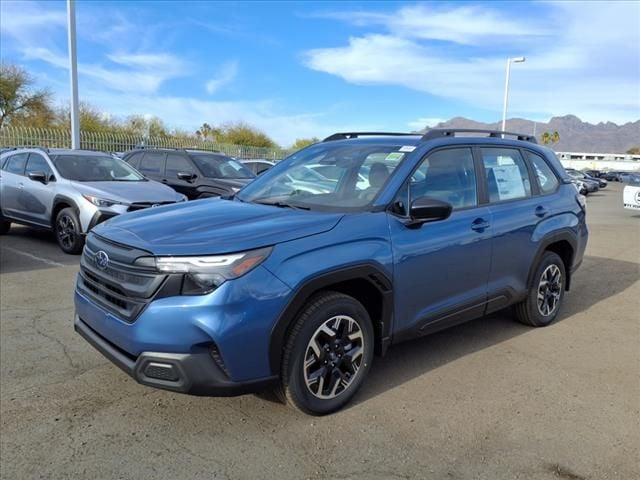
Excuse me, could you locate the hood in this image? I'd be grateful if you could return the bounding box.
[92,198,343,255]
[73,180,183,204]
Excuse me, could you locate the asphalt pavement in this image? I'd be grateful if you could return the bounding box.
[1,182,638,480]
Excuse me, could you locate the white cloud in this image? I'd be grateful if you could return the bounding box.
[205,61,239,94]
[304,1,640,124]
[308,4,548,45]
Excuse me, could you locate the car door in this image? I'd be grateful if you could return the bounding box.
[0,152,29,218]
[389,147,493,340]
[21,153,57,226]
[479,146,545,311]
[137,151,166,182]
[164,153,199,198]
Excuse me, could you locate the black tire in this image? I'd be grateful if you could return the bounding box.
[279,291,374,415]
[515,251,566,327]
[0,213,10,235]
[55,208,85,254]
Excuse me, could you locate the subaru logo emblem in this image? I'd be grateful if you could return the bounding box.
[95,250,109,270]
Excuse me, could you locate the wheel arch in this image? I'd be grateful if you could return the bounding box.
[529,230,577,291]
[52,195,81,226]
[268,263,393,375]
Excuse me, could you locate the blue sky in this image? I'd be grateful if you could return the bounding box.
[1,0,639,146]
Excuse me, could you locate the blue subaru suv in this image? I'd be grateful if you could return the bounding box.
[74,129,588,415]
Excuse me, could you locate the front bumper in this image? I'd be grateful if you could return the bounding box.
[75,316,277,396]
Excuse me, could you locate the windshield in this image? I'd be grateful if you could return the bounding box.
[191,154,255,179]
[53,154,145,182]
[237,142,411,210]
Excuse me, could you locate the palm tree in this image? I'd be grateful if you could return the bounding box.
[541,132,551,144]
[551,131,560,143]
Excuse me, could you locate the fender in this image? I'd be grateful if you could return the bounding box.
[527,228,578,291]
[268,263,394,375]
[53,194,81,217]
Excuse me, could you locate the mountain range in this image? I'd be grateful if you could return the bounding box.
[421,115,639,153]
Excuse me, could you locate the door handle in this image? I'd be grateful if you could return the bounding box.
[535,206,549,218]
[161,179,169,183]
[471,218,490,232]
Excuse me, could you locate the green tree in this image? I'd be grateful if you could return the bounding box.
[291,137,319,151]
[219,122,277,148]
[0,64,53,128]
[123,115,168,137]
[626,146,640,155]
[540,131,560,145]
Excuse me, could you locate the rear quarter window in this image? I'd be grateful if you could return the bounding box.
[525,151,559,194]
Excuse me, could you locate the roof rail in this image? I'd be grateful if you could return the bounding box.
[421,129,537,143]
[323,132,419,142]
[0,145,50,153]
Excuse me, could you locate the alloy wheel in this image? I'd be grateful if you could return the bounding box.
[303,315,365,399]
[537,264,562,316]
[57,214,77,250]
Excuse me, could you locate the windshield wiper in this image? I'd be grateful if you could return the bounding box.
[253,200,310,210]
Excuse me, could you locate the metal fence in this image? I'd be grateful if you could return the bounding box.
[0,126,293,160]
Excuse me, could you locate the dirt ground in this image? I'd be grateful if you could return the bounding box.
[1,182,638,480]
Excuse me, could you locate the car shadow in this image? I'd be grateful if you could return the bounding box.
[0,226,78,274]
[350,255,638,406]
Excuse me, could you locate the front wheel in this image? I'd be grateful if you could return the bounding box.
[55,208,85,254]
[279,292,374,415]
[515,251,566,327]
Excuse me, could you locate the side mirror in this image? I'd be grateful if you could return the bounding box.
[28,171,48,184]
[406,197,452,227]
[177,172,197,181]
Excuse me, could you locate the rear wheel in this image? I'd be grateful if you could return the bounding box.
[515,251,566,327]
[279,292,374,415]
[55,208,84,254]
[0,212,10,235]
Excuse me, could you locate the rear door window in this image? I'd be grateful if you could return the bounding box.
[480,148,532,202]
[526,151,559,195]
[2,153,28,175]
[139,152,166,176]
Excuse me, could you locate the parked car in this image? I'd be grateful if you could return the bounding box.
[566,171,599,193]
[74,129,588,415]
[601,170,630,182]
[122,148,256,200]
[241,159,275,175]
[583,169,601,178]
[566,169,607,188]
[0,148,186,253]
[619,172,640,184]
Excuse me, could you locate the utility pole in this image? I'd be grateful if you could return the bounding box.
[67,0,80,149]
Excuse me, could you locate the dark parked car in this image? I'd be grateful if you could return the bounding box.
[566,169,607,188]
[123,149,256,199]
[602,171,630,182]
[583,169,601,178]
[74,129,588,415]
[241,159,275,175]
[566,171,599,193]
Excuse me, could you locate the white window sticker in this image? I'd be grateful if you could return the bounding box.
[399,145,416,152]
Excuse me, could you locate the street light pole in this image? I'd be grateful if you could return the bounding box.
[501,56,525,134]
[67,0,80,149]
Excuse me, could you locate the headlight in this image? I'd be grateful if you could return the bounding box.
[152,246,272,295]
[83,194,122,207]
